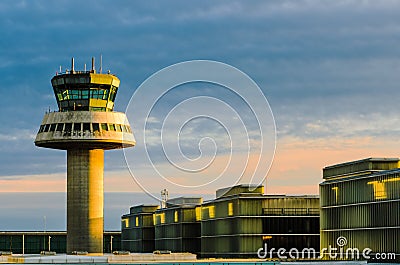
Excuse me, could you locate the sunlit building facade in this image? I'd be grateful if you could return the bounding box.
[201,185,319,258]
[320,158,400,259]
[121,205,159,253]
[0,231,120,254]
[121,185,319,258]
[154,197,202,254]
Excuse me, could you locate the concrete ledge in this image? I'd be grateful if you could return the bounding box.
[5,254,108,264]
[1,253,196,264]
[35,111,135,150]
[108,253,197,263]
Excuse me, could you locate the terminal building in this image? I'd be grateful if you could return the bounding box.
[121,205,159,253]
[320,158,400,259]
[154,197,202,255]
[0,231,121,254]
[122,184,320,258]
[200,185,319,258]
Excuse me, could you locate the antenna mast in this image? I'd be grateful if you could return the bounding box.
[99,54,102,73]
[161,189,169,208]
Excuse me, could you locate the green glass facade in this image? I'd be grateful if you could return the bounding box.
[154,205,201,254]
[0,231,121,254]
[320,158,400,259]
[200,186,319,258]
[121,205,159,253]
[121,185,319,258]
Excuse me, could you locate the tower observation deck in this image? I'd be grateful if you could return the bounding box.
[35,58,135,253]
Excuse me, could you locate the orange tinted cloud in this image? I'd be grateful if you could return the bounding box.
[2,135,398,195]
[0,173,66,192]
[266,135,400,194]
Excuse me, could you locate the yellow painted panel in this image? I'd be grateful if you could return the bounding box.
[367,181,387,200]
[174,211,178,222]
[122,218,129,228]
[195,207,201,221]
[209,206,215,218]
[228,202,233,216]
[90,99,108,108]
[90,74,119,85]
[7,257,25,263]
[111,78,120,87]
[383,176,400,183]
[154,213,165,224]
[332,187,339,203]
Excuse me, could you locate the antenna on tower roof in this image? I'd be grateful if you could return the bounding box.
[71,57,75,73]
[99,54,103,74]
[161,189,169,208]
[91,57,95,73]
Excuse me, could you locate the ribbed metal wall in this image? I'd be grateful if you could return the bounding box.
[121,211,155,253]
[0,232,120,254]
[320,169,400,257]
[201,196,319,258]
[154,207,201,254]
[121,192,319,258]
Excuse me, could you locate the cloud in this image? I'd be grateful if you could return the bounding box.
[0,130,35,142]
[0,0,399,194]
[265,134,400,195]
[0,191,159,230]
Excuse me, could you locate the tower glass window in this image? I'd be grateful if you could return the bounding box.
[64,123,72,132]
[56,123,64,132]
[51,73,119,112]
[83,123,91,132]
[101,123,108,131]
[82,90,89,99]
[92,123,100,132]
[73,123,80,133]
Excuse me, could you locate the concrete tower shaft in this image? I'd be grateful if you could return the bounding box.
[34,58,135,253]
[67,149,104,253]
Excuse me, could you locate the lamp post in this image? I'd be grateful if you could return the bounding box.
[43,216,46,250]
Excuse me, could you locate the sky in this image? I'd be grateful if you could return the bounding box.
[1,0,400,230]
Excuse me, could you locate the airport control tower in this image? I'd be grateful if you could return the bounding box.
[35,58,135,253]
